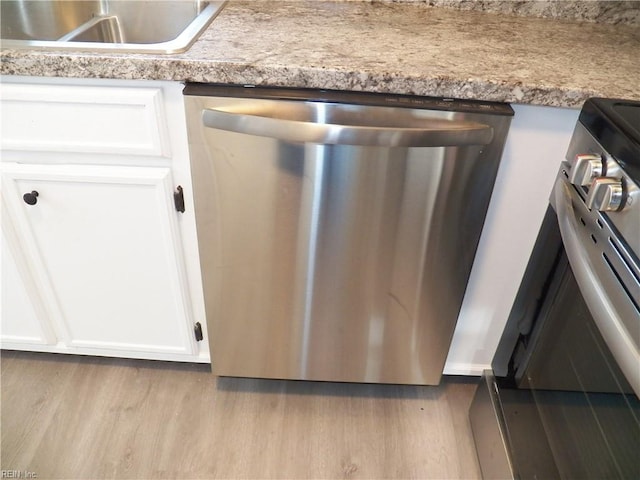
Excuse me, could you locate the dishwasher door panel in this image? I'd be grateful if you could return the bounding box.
[184,89,512,384]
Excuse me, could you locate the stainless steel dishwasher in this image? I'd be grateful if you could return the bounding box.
[184,84,513,385]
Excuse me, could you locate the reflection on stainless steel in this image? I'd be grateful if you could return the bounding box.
[469,372,517,480]
[201,101,495,146]
[0,0,226,54]
[185,86,513,385]
[57,15,124,43]
[1,0,97,40]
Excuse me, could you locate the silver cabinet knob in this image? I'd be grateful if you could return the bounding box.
[569,153,604,186]
[586,177,625,211]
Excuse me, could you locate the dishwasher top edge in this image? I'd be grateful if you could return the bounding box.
[182,83,514,117]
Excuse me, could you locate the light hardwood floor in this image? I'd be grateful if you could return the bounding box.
[1,351,481,479]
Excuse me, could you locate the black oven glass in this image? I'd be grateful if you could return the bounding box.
[495,207,640,479]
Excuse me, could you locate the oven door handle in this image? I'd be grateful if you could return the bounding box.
[555,179,640,397]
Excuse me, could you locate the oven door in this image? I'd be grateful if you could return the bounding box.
[554,173,640,396]
[474,169,640,479]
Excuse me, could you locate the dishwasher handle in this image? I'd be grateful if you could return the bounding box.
[201,102,494,147]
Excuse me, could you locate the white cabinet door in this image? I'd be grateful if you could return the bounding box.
[1,227,57,346]
[1,162,197,357]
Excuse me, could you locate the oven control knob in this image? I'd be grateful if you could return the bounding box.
[586,177,625,211]
[570,153,604,186]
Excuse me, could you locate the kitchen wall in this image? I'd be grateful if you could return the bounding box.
[444,103,581,376]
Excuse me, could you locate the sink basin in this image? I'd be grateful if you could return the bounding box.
[0,0,226,54]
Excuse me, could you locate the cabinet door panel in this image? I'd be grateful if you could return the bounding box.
[1,229,57,345]
[0,83,171,158]
[1,163,196,355]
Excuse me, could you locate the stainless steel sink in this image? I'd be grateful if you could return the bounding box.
[0,0,226,54]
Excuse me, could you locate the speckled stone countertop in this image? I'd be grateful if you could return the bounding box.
[1,0,639,107]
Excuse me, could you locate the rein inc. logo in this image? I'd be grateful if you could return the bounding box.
[1,471,37,479]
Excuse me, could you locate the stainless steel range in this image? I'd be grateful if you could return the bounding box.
[470,98,640,479]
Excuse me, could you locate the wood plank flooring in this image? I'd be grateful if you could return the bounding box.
[1,351,481,479]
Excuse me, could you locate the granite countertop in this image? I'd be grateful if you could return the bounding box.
[1,0,639,108]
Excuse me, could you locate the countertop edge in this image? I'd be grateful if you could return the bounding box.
[0,52,599,109]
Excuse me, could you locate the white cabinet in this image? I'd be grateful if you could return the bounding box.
[1,77,209,362]
[2,163,196,355]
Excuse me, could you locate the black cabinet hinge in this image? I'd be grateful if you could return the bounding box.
[194,322,203,342]
[174,185,185,213]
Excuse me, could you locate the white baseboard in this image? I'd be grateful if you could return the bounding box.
[443,362,491,377]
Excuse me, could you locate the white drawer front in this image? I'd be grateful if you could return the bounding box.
[1,83,171,158]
